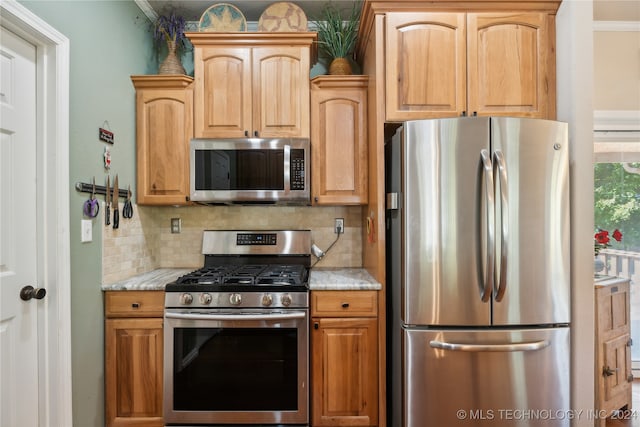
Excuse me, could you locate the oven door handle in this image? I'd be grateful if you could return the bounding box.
[165,311,307,321]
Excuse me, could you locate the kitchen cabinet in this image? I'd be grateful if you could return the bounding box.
[595,279,632,426]
[131,75,193,205]
[385,11,555,120]
[311,291,378,426]
[311,76,368,205]
[105,291,164,427]
[188,32,316,139]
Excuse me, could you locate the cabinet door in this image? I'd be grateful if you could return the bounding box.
[467,13,553,118]
[253,46,310,138]
[311,78,368,205]
[105,318,163,427]
[311,317,378,426]
[385,13,466,121]
[602,333,632,404]
[136,87,192,205]
[194,46,252,138]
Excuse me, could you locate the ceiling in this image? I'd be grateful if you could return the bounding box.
[136,0,640,22]
[135,0,360,22]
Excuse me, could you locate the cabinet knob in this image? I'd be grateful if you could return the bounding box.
[131,302,140,309]
[341,302,350,308]
[314,322,319,330]
[245,130,249,137]
[461,111,467,117]
[152,183,157,190]
[603,366,619,377]
[254,131,259,137]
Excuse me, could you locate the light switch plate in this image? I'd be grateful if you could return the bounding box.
[81,219,92,242]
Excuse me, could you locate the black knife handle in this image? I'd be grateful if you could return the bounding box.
[105,205,110,225]
[113,208,119,229]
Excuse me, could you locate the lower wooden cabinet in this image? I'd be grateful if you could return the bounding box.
[311,291,378,426]
[105,291,164,427]
[595,279,632,426]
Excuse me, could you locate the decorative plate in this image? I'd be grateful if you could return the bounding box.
[258,2,308,32]
[199,3,247,32]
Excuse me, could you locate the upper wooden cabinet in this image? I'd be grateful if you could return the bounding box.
[384,10,556,120]
[188,32,316,139]
[386,13,466,120]
[131,75,193,205]
[311,76,368,205]
[467,12,554,118]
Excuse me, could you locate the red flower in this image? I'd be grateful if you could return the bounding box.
[595,230,610,245]
[595,228,623,256]
[612,229,623,242]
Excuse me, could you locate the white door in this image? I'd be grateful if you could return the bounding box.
[0,26,40,427]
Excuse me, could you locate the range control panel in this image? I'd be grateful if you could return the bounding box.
[236,233,277,246]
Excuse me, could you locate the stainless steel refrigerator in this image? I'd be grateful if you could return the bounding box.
[385,117,570,427]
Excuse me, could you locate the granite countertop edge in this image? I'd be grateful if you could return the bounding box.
[308,267,382,291]
[102,267,381,291]
[101,268,193,291]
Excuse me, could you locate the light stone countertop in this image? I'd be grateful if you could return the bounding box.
[309,268,381,290]
[102,267,381,292]
[101,268,193,291]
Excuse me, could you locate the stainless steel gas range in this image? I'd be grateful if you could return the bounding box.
[163,230,311,426]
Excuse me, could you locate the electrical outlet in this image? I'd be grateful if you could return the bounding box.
[334,218,344,234]
[171,218,182,234]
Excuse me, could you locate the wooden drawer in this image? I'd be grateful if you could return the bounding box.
[311,290,377,317]
[104,291,164,318]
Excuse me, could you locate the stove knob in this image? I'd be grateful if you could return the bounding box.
[262,294,273,306]
[281,294,292,307]
[200,293,212,305]
[180,293,193,305]
[229,293,242,306]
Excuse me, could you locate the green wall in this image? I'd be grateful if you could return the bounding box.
[18,1,152,425]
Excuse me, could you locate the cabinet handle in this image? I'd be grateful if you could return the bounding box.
[629,375,635,382]
[245,130,249,137]
[314,322,319,330]
[461,111,467,117]
[628,338,633,347]
[472,111,478,117]
[132,302,140,309]
[254,131,259,138]
[341,302,350,308]
[603,366,619,377]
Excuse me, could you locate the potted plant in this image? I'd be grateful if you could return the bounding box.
[313,2,361,75]
[153,12,187,75]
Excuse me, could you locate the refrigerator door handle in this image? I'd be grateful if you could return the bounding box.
[480,149,494,302]
[493,149,508,302]
[429,339,550,352]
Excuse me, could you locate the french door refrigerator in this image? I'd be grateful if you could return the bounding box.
[386,117,570,427]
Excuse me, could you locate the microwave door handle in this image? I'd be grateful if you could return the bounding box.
[165,311,307,321]
[284,144,291,192]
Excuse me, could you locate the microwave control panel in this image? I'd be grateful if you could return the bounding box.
[291,149,305,190]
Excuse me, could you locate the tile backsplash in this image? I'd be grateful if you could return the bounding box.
[102,204,362,284]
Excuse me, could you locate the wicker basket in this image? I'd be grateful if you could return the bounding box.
[329,57,352,75]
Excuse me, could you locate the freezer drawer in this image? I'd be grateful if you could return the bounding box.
[403,327,570,427]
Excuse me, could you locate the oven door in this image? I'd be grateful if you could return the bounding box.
[164,308,309,425]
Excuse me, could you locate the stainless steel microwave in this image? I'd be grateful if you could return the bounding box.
[190,138,309,204]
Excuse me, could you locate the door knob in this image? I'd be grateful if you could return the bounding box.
[20,285,46,301]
